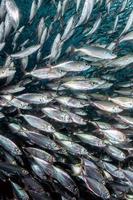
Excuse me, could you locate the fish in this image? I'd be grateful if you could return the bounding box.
[109,96,133,109]
[84,176,110,199]
[16,92,54,104]
[11,181,29,200]
[60,140,88,156]
[21,114,55,133]
[105,145,126,161]
[51,61,91,72]
[74,45,117,60]
[42,107,73,123]
[61,16,75,41]
[25,131,60,151]
[11,44,41,59]
[76,0,95,27]
[0,134,22,156]
[120,10,133,36]
[24,147,55,162]
[53,166,79,195]
[29,0,37,22]
[99,129,127,144]
[56,96,89,108]
[5,0,20,29]
[92,100,123,113]
[62,78,106,90]
[27,67,66,80]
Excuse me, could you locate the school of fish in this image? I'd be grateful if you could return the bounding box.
[0,0,133,199]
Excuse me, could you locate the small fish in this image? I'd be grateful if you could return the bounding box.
[29,0,37,22]
[56,96,89,108]
[109,96,133,109]
[75,133,106,148]
[0,22,4,42]
[52,61,91,72]
[84,176,110,199]
[12,26,25,50]
[105,145,126,161]
[76,0,95,27]
[33,156,55,177]
[4,13,12,39]
[99,129,127,144]
[119,31,133,43]
[117,115,133,126]
[42,107,73,123]
[61,16,75,41]
[101,161,125,179]
[0,162,28,176]
[40,27,48,46]
[92,100,123,113]
[0,134,22,156]
[27,67,66,80]
[62,0,68,16]
[62,78,106,90]
[17,92,54,105]
[24,147,55,163]
[120,10,133,36]
[49,33,62,62]
[11,44,41,59]
[25,131,60,151]
[85,14,102,36]
[0,68,16,80]
[37,17,45,42]
[74,45,117,60]
[21,114,55,133]
[60,140,88,156]
[5,0,20,29]
[53,166,79,195]
[11,181,29,200]
[102,54,133,68]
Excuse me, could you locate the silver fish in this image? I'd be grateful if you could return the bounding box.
[11,181,29,200]
[120,10,133,36]
[5,0,20,29]
[76,0,95,27]
[52,61,91,72]
[74,45,117,60]
[11,44,41,59]
[61,16,75,41]
[17,92,54,105]
[62,78,106,90]
[37,17,45,42]
[60,140,88,156]
[42,107,72,123]
[29,0,37,22]
[21,114,55,133]
[53,166,79,195]
[75,133,106,148]
[109,96,133,109]
[28,67,66,80]
[0,134,22,156]
[56,96,89,108]
[92,100,123,113]
[100,129,127,144]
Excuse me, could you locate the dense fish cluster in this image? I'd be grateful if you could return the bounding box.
[0,0,133,199]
